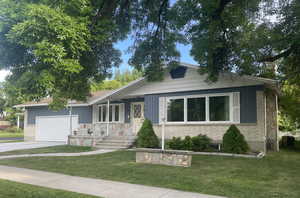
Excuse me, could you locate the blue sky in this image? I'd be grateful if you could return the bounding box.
[114,38,197,72]
[0,38,197,82]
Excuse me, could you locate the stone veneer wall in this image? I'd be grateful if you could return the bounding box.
[24,124,35,141]
[68,136,98,147]
[136,149,192,167]
[92,123,133,137]
[265,90,279,151]
[152,91,267,152]
[23,109,36,141]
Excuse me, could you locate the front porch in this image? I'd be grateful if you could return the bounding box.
[68,88,146,148]
[69,122,136,148]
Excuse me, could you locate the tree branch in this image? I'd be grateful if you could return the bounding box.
[259,46,294,62]
[212,0,232,20]
[154,0,168,38]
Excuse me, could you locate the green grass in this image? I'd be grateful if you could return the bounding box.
[0,140,23,143]
[0,145,95,156]
[0,179,98,198]
[0,149,299,198]
[0,132,23,138]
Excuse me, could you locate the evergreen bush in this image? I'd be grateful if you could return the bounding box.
[167,137,183,150]
[222,125,249,154]
[136,119,159,148]
[182,136,193,150]
[192,134,211,151]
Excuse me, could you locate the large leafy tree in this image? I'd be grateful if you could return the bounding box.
[0,0,299,110]
[0,0,127,107]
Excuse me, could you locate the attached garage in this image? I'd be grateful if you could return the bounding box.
[36,115,79,142]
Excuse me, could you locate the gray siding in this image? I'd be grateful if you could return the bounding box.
[144,95,159,124]
[144,85,264,124]
[27,106,92,125]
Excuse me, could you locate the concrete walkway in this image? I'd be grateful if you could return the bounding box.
[0,149,115,159]
[0,165,226,198]
[0,141,65,152]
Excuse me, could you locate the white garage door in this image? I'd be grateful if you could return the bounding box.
[36,115,79,142]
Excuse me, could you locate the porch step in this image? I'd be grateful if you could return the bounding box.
[95,145,130,149]
[95,136,136,149]
[103,136,136,141]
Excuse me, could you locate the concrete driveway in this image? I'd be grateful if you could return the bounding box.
[0,141,66,152]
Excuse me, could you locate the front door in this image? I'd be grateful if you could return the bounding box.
[131,102,144,134]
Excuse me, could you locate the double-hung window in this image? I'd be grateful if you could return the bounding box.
[98,104,121,123]
[166,94,232,123]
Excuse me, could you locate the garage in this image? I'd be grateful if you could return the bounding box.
[36,115,79,142]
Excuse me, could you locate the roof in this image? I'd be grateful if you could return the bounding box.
[15,62,280,108]
[14,90,113,108]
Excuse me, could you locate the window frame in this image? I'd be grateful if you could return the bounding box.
[97,103,123,123]
[165,93,234,124]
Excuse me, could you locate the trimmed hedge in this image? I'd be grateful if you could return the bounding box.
[191,135,211,151]
[136,119,159,148]
[167,134,212,151]
[167,137,183,150]
[222,125,249,154]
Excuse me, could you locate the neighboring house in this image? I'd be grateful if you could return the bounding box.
[16,63,279,152]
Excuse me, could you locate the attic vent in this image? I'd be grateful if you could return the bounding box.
[169,66,187,79]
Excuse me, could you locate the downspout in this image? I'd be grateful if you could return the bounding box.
[106,99,110,137]
[162,118,165,150]
[275,94,279,151]
[162,97,166,150]
[69,105,73,137]
[17,115,20,129]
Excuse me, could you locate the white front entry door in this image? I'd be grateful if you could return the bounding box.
[36,115,79,142]
[131,102,144,135]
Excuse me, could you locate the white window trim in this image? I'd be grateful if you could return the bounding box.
[165,93,236,124]
[96,103,123,123]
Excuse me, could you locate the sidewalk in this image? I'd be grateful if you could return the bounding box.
[0,165,226,198]
[0,149,115,159]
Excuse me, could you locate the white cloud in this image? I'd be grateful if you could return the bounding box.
[0,70,10,82]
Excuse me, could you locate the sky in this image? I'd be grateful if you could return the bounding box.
[113,39,197,73]
[0,39,197,82]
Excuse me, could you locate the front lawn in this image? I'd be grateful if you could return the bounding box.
[0,132,23,138]
[0,150,299,198]
[0,145,95,156]
[0,179,98,198]
[0,140,23,143]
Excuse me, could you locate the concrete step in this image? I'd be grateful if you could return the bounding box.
[95,145,130,149]
[103,136,136,140]
[97,139,134,143]
[96,142,133,147]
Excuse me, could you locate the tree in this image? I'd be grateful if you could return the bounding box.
[279,82,300,131]
[0,0,299,111]
[91,69,142,91]
[0,0,127,107]
[0,81,27,124]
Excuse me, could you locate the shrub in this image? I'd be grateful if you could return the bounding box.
[192,134,211,151]
[167,137,183,150]
[280,136,295,148]
[4,127,23,133]
[222,125,249,154]
[136,119,159,148]
[182,136,193,150]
